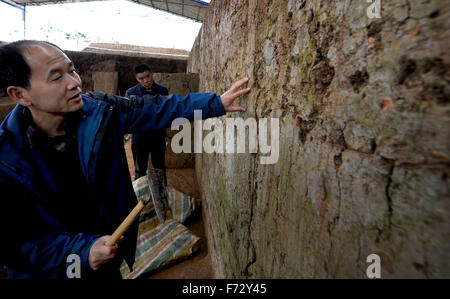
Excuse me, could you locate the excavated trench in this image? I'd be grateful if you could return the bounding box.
[1,0,449,279]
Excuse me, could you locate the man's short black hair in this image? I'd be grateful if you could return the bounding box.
[134,64,152,76]
[0,40,63,93]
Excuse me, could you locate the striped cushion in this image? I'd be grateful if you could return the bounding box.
[167,187,196,223]
[120,176,199,279]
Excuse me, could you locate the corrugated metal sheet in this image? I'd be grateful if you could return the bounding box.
[5,0,210,22]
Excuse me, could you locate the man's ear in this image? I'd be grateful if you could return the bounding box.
[6,86,32,107]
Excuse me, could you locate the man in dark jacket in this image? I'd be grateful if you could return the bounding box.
[125,64,168,180]
[0,40,250,279]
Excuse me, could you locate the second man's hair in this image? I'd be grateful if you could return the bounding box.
[134,64,151,75]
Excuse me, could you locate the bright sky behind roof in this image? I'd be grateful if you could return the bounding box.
[0,0,209,51]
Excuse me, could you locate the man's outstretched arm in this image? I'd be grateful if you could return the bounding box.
[90,77,252,135]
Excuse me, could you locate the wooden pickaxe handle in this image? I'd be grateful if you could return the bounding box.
[105,200,145,247]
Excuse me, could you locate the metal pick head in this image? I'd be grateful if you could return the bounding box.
[141,192,152,206]
[146,169,169,223]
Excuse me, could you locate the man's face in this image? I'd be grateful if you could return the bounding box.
[136,70,153,89]
[22,44,83,115]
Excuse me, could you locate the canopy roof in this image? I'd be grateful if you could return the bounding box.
[3,0,210,22]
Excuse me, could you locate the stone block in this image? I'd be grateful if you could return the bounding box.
[93,71,119,94]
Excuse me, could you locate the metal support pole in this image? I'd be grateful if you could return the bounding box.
[23,4,26,39]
